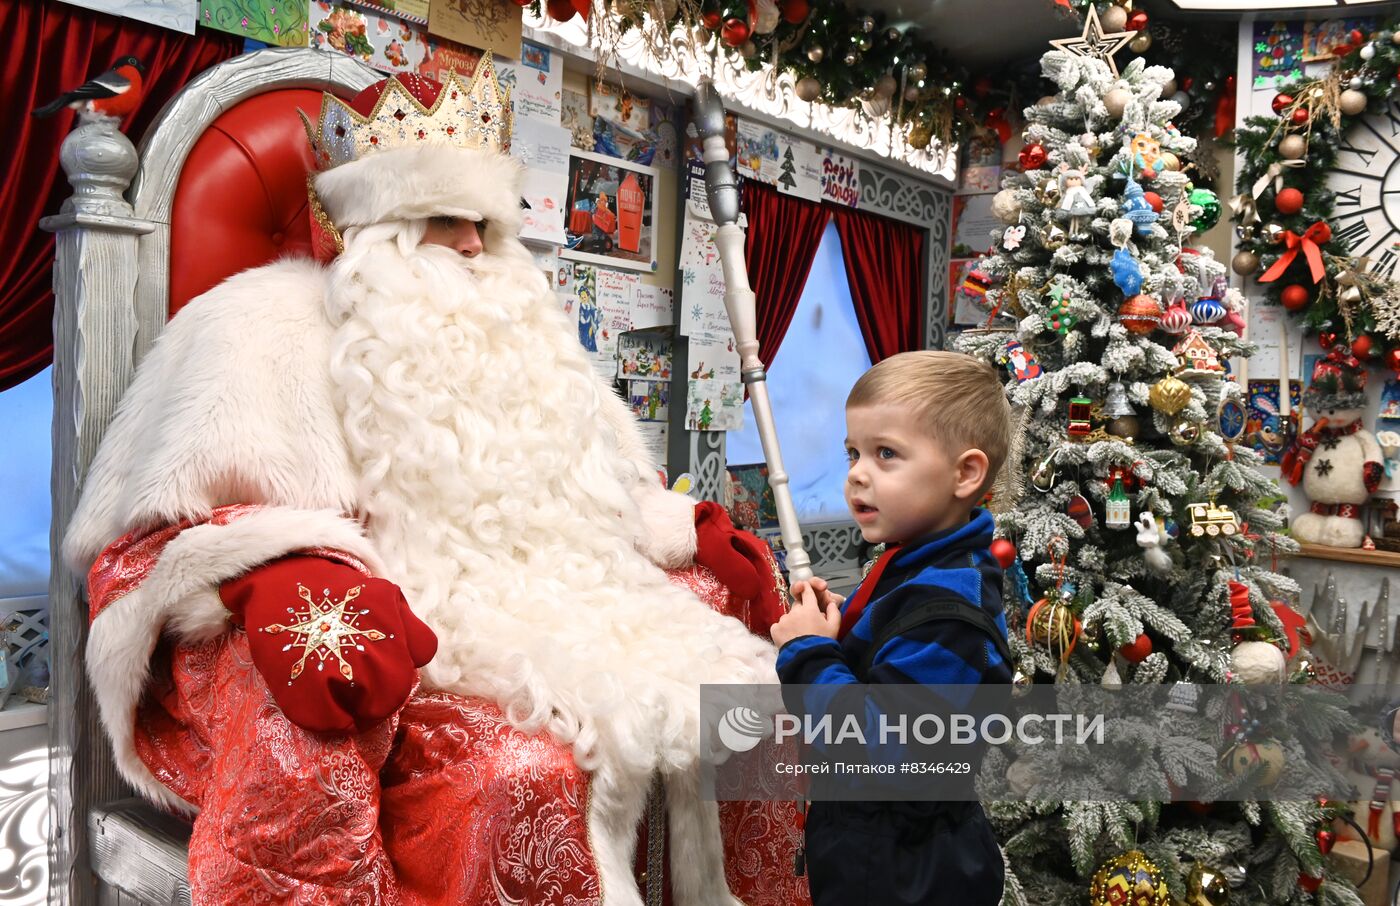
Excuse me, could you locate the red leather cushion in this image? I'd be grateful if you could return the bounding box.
[168,89,328,317]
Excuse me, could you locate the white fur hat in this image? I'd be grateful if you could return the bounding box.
[303,63,525,238]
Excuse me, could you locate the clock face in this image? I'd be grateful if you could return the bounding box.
[1326,98,1400,281]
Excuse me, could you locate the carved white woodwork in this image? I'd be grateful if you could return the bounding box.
[0,742,48,906]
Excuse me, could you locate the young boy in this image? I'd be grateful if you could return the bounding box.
[771,350,1013,906]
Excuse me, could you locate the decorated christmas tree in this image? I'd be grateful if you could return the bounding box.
[955,46,1361,906]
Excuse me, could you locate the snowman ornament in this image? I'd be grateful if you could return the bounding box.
[1284,349,1383,548]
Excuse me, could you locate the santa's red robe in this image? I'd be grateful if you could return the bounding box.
[86,503,810,904]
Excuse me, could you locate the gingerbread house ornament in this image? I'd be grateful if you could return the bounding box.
[1173,329,1224,380]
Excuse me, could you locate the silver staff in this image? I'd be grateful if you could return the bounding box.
[692,79,813,585]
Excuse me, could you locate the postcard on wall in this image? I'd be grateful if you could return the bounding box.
[1245,379,1302,465]
[775,137,823,203]
[620,331,674,382]
[512,119,570,245]
[1252,20,1304,90]
[561,88,594,151]
[1301,17,1375,63]
[561,150,659,273]
[427,0,521,60]
[509,40,562,124]
[686,378,743,432]
[820,148,860,208]
[201,0,306,44]
[678,211,733,337]
[726,463,778,531]
[736,118,780,185]
[64,0,196,33]
[628,379,670,422]
[311,2,431,74]
[597,268,639,335]
[630,284,673,330]
[687,330,740,383]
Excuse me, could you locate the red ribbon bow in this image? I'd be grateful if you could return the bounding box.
[1259,221,1331,284]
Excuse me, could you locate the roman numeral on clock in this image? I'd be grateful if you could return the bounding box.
[1334,185,1362,208]
[1371,247,1399,280]
[1338,136,1378,167]
[1333,217,1372,253]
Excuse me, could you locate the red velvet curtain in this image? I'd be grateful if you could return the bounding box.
[740,179,830,370]
[1,0,241,392]
[830,204,925,363]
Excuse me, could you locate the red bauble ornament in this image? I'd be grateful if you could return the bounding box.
[1019,143,1047,170]
[1386,347,1400,373]
[1275,187,1305,215]
[1291,107,1311,126]
[509,0,531,6]
[1143,191,1163,213]
[1120,633,1153,663]
[974,76,993,99]
[1272,93,1294,114]
[1281,285,1310,310]
[1349,28,1365,45]
[1298,872,1323,893]
[546,0,578,20]
[1352,334,1374,358]
[779,0,807,24]
[1126,9,1148,30]
[1185,800,1213,816]
[1316,828,1337,854]
[990,539,1017,569]
[700,9,721,29]
[1182,76,1195,92]
[720,17,750,46]
[1319,331,1339,350]
[1119,294,1164,334]
[954,96,967,111]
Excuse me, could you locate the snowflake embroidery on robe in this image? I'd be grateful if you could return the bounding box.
[261,584,387,683]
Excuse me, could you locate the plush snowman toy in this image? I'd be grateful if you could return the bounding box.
[1285,350,1382,548]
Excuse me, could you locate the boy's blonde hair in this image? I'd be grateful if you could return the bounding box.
[847,350,1011,489]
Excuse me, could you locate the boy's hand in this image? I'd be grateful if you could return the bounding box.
[771,579,842,648]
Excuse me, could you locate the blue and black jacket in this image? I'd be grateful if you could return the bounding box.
[776,508,1013,695]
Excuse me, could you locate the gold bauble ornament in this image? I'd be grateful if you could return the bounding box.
[795,77,821,103]
[1340,88,1368,116]
[1231,249,1260,276]
[1170,419,1201,446]
[1101,4,1128,31]
[1090,850,1170,906]
[1278,134,1307,160]
[1104,87,1132,118]
[1037,95,1057,107]
[1161,78,1177,97]
[1149,375,1192,415]
[907,124,932,150]
[1129,32,1152,53]
[1158,151,1180,171]
[1186,862,1231,906]
[1224,738,1285,786]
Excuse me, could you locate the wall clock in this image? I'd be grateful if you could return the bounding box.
[1325,97,1400,281]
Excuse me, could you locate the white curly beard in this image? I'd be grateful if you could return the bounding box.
[322,224,775,781]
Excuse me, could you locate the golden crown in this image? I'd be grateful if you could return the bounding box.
[302,59,513,171]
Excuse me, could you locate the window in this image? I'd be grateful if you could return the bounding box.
[0,368,51,600]
[726,222,870,521]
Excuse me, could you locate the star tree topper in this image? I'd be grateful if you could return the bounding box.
[1048,4,1136,78]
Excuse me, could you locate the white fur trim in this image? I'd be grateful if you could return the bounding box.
[314,145,525,237]
[631,488,697,569]
[65,259,361,574]
[86,507,383,812]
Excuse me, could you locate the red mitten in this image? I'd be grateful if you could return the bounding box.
[220,555,437,734]
[692,501,785,630]
[1365,461,1384,494]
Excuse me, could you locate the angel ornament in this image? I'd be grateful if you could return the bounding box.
[1056,167,1095,239]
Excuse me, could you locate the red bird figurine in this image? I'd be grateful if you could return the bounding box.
[32,56,145,119]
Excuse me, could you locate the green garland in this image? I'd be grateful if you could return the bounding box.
[538,0,1042,150]
[1233,19,1400,367]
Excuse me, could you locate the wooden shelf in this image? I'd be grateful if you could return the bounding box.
[1291,542,1400,568]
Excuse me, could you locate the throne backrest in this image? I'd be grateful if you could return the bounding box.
[128,48,379,358]
[46,47,378,905]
